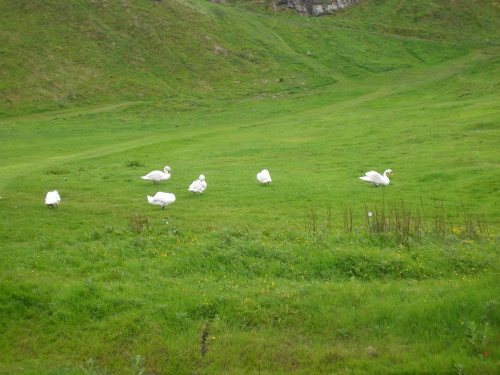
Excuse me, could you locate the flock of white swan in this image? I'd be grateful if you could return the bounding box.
[44,167,392,209]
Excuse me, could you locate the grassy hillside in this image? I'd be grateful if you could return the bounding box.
[256,0,500,43]
[0,0,499,374]
[1,0,499,116]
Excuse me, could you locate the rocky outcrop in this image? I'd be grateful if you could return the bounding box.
[206,0,360,17]
[273,0,360,17]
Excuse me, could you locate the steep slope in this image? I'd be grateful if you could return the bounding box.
[234,0,500,43]
[0,0,498,116]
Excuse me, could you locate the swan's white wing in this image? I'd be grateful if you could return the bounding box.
[189,180,207,193]
[359,171,389,185]
[142,170,171,183]
[45,191,61,205]
[155,192,176,203]
[257,170,272,183]
[148,192,176,206]
[359,176,372,182]
[188,180,202,193]
[142,170,167,180]
[364,171,382,178]
[142,170,160,179]
[369,173,387,185]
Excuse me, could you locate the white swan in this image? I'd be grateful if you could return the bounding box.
[188,174,207,195]
[141,166,171,184]
[147,192,176,209]
[257,169,272,185]
[45,190,61,208]
[359,169,393,187]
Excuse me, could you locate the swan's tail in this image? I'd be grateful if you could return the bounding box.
[147,195,154,203]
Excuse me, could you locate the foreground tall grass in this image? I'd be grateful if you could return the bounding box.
[1,217,498,374]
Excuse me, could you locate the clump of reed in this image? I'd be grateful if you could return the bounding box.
[304,206,318,234]
[364,198,423,247]
[129,213,149,235]
[305,198,489,247]
[304,204,332,234]
[364,198,489,246]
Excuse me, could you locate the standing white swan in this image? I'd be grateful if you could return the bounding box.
[141,166,171,185]
[359,169,393,187]
[257,169,272,185]
[147,192,176,209]
[45,190,61,208]
[188,174,207,195]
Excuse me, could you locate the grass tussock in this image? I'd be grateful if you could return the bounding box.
[1,224,498,373]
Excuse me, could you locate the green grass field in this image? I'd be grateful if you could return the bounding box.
[1,0,499,373]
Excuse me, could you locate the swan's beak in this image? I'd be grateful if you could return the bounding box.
[390,172,393,175]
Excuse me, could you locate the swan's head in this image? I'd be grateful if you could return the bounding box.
[199,174,205,181]
[386,169,393,175]
[164,166,171,172]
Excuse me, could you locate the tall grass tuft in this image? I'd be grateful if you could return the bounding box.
[201,323,210,357]
[433,198,446,238]
[364,199,489,248]
[305,199,488,248]
[465,321,491,356]
[129,213,149,235]
[304,206,318,234]
[305,205,333,235]
[459,203,489,238]
[343,205,353,233]
[130,355,145,375]
[125,160,145,168]
[326,203,332,231]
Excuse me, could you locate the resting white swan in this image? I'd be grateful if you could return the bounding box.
[257,169,272,185]
[45,190,61,208]
[359,169,393,186]
[188,174,207,195]
[141,166,171,184]
[147,192,176,209]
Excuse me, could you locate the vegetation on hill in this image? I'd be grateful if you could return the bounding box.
[0,0,499,374]
[1,0,499,116]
